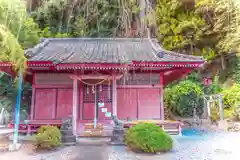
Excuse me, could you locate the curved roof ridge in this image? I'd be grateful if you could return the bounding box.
[25,39,50,57]
[149,38,205,61]
[40,37,150,42]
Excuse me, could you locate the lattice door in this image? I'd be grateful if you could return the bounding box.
[83,85,112,120]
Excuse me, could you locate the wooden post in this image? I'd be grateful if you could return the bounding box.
[94,85,97,129]
[30,88,35,120]
[72,78,78,136]
[203,96,208,119]
[207,100,211,121]
[139,0,146,35]
[178,124,182,136]
[112,75,117,116]
[219,95,224,120]
[160,73,164,120]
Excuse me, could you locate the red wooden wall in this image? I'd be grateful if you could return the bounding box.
[56,89,73,118]
[117,88,161,120]
[137,89,161,119]
[32,73,162,121]
[34,88,73,120]
[34,89,56,119]
[117,89,138,120]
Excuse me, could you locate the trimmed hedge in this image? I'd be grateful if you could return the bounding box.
[35,125,62,149]
[125,123,173,153]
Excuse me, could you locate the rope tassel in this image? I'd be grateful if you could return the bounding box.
[92,85,95,93]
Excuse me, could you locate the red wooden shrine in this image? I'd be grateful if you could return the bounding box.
[1,38,205,135]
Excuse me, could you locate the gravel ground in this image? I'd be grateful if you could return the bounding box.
[0,132,240,160]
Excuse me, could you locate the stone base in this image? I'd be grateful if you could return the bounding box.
[108,141,126,146]
[8,134,35,141]
[8,143,21,151]
[110,127,125,145]
[60,129,77,146]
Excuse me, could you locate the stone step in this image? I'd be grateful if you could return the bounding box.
[167,132,179,135]
[165,129,180,135]
[0,129,13,135]
[164,129,179,132]
[0,125,6,129]
[62,142,77,146]
[62,135,76,143]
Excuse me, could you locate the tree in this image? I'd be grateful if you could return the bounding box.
[0,0,39,121]
[31,0,142,37]
[155,0,240,83]
[0,24,26,70]
[0,0,40,50]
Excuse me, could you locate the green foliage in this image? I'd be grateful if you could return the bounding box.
[222,84,240,108]
[0,0,41,70]
[230,105,240,121]
[207,75,223,94]
[196,0,240,54]
[0,0,40,49]
[155,0,240,82]
[165,80,204,117]
[208,84,240,121]
[155,0,211,57]
[0,24,26,70]
[222,56,240,84]
[125,123,173,153]
[18,18,41,49]
[35,125,62,149]
[72,16,88,37]
[32,0,121,37]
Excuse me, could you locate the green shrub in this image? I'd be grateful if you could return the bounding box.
[222,84,240,108]
[165,80,204,117]
[35,125,62,149]
[125,123,173,153]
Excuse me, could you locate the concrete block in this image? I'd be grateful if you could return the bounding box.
[8,143,21,151]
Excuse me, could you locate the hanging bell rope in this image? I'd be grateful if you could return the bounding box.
[78,78,108,86]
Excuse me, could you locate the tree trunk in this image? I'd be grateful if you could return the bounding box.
[139,0,147,36]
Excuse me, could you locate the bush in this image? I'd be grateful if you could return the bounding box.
[125,123,173,153]
[35,125,62,149]
[223,84,240,108]
[165,80,204,117]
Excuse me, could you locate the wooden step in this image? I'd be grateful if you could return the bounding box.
[83,129,104,137]
[162,124,180,135]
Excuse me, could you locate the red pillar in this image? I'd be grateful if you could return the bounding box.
[72,78,78,135]
[112,74,117,116]
[30,73,36,120]
[160,73,164,120]
[30,88,35,120]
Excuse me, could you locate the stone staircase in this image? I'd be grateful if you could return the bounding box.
[81,123,113,137]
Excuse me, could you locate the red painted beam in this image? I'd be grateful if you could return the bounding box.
[163,68,194,86]
[0,67,16,77]
[132,61,204,67]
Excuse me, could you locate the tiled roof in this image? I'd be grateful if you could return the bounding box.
[25,38,204,64]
